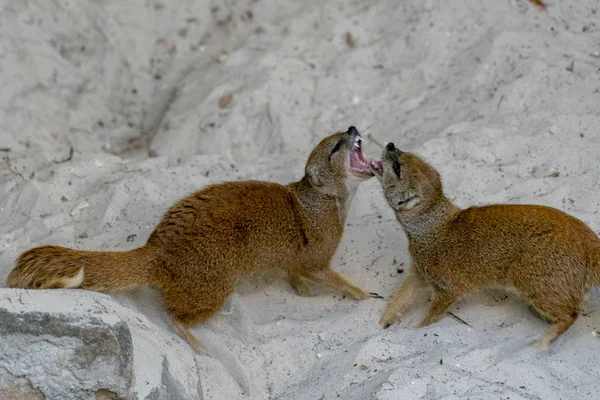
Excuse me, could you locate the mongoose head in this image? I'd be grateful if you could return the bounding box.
[370,143,443,213]
[304,126,374,196]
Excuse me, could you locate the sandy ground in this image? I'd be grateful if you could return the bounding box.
[1,0,600,399]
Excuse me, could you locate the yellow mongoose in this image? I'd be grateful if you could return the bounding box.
[371,142,600,350]
[7,127,381,349]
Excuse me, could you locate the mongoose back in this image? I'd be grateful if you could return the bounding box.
[371,142,600,350]
[7,127,381,350]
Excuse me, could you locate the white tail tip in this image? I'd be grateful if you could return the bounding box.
[62,268,84,288]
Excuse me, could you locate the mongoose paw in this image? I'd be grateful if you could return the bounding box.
[534,340,549,352]
[295,286,312,297]
[289,276,312,297]
[350,289,372,300]
[369,292,384,299]
[417,318,435,328]
[379,314,399,328]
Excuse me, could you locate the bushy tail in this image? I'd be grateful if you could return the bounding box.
[6,245,157,292]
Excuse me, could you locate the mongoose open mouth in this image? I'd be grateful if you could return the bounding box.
[350,135,374,178]
[370,159,383,175]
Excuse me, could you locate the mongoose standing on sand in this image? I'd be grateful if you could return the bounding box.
[7,126,381,350]
[370,142,600,350]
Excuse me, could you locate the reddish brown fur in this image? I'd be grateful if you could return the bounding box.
[372,143,600,350]
[7,129,379,350]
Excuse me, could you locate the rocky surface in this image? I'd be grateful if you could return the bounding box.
[0,290,201,400]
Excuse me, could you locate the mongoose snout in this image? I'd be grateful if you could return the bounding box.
[372,146,600,350]
[371,145,425,212]
[347,127,372,180]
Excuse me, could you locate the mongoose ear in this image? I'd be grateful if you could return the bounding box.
[306,166,323,187]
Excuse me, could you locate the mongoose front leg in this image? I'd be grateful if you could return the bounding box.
[418,290,457,327]
[304,267,381,300]
[380,269,427,328]
[289,274,312,297]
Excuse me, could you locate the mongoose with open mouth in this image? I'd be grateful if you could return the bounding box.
[7,127,380,350]
[371,142,600,350]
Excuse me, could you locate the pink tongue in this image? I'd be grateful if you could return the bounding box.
[351,148,370,172]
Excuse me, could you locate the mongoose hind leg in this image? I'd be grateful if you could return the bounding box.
[288,274,312,297]
[528,304,554,323]
[514,277,582,350]
[525,297,580,351]
[418,290,458,327]
[171,317,203,352]
[380,269,428,328]
[164,285,233,352]
[303,267,381,300]
[535,314,578,351]
[167,306,222,353]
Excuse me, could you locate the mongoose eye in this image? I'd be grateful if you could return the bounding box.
[330,139,344,157]
[392,161,401,177]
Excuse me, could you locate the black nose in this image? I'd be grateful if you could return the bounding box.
[386,142,396,151]
[347,126,358,135]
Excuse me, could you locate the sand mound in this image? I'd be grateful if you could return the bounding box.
[1,0,599,398]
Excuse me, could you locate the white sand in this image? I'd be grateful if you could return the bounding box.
[1,0,600,398]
